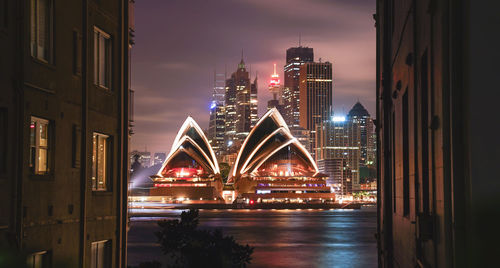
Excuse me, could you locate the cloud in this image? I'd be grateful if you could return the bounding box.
[131,0,376,152]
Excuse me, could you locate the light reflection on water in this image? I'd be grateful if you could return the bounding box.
[128,206,377,268]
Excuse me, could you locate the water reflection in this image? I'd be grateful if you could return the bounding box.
[128,206,377,268]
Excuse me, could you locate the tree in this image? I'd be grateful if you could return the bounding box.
[156,209,253,268]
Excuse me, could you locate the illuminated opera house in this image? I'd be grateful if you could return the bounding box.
[150,117,223,202]
[228,108,335,203]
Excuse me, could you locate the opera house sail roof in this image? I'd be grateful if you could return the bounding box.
[156,117,220,180]
[229,108,319,182]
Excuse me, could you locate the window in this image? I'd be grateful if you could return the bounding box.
[94,27,111,88]
[1,0,7,29]
[72,125,81,168]
[92,133,110,191]
[73,30,82,75]
[403,90,410,216]
[27,251,50,268]
[0,108,6,174]
[30,0,53,62]
[30,116,50,174]
[91,240,110,268]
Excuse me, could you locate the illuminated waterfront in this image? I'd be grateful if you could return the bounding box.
[127,206,377,268]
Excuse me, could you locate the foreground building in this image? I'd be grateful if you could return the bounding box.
[229,109,334,203]
[0,0,132,267]
[376,0,500,267]
[150,117,223,201]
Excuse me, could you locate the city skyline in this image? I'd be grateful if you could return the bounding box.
[131,0,376,152]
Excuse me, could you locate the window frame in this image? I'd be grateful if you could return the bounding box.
[27,250,51,268]
[30,116,52,175]
[93,26,112,89]
[0,108,7,175]
[90,240,111,268]
[92,132,111,191]
[30,0,54,64]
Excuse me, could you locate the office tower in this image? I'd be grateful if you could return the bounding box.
[376,1,500,267]
[347,102,374,168]
[267,63,286,116]
[283,46,314,127]
[315,117,360,193]
[299,61,333,156]
[317,158,350,195]
[224,57,257,145]
[207,72,226,155]
[0,0,133,266]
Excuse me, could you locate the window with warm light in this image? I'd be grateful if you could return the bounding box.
[30,116,50,175]
[30,0,53,63]
[94,27,111,89]
[92,133,110,191]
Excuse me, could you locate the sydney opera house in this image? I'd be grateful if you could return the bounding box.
[149,109,334,203]
[149,117,223,202]
[229,108,335,203]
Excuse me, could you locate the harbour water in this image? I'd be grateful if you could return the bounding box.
[127,206,377,268]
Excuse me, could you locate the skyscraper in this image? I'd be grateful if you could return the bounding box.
[267,63,286,116]
[283,46,314,127]
[315,117,360,193]
[207,72,226,155]
[224,57,258,145]
[347,102,375,168]
[299,61,333,156]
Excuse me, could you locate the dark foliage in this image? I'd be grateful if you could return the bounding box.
[155,209,253,268]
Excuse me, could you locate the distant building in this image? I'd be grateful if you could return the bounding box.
[317,158,351,195]
[207,72,226,155]
[151,117,222,201]
[267,64,286,115]
[131,150,152,168]
[315,117,360,193]
[224,57,258,145]
[289,126,311,153]
[299,61,333,158]
[347,102,375,168]
[283,46,314,127]
[229,109,334,203]
[153,152,167,166]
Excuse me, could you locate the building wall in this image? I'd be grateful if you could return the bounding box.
[376,0,500,267]
[0,0,131,266]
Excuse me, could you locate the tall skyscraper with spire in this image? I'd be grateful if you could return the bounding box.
[267,63,286,116]
[283,46,314,127]
[224,56,258,145]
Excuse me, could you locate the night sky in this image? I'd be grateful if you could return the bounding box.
[131,0,376,153]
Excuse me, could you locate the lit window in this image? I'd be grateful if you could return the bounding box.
[92,133,110,191]
[91,240,110,268]
[30,0,53,62]
[30,116,50,174]
[93,27,111,88]
[27,251,50,268]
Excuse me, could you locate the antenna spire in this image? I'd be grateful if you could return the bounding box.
[273,63,277,75]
